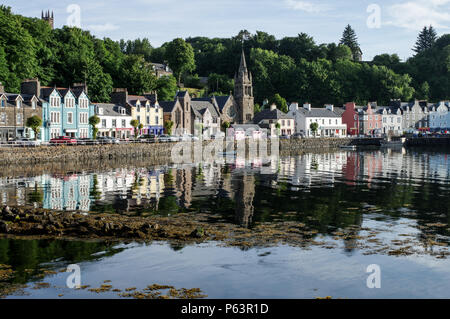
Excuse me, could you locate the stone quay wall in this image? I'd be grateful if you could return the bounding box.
[0,138,383,166]
[406,137,450,146]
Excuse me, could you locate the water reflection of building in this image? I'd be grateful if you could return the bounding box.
[43,174,92,211]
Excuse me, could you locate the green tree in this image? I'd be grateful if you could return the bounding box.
[165,38,196,85]
[310,122,319,137]
[221,121,230,132]
[89,115,100,140]
[0,47,8,83]
[413,26,437,54]
[156,75,178,101]
[164,120,174,135]
[119,54,156,95]
[130,119,139,139]
[26,115,42,140]
[207,73,234,95]
[269,94,288,113]
[339,25,361,61]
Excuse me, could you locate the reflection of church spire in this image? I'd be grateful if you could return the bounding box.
[234,173,255,228]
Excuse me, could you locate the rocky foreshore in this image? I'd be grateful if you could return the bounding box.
[0,205,219,243]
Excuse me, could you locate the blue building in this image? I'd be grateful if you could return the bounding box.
[21,79,94,141]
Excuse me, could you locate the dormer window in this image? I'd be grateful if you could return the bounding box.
[32,101,36,109]
[79,98,88,109]
[1,99,5,108]
[121,108,125,115]
[50,96,60,107]
[65,97,75,108]
[16,100,22,108]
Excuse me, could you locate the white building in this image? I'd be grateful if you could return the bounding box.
[288,103,347,137]
[429,101,450,131]
[191,100,221,137]
[379,107,403,136]
[95,103,134,139]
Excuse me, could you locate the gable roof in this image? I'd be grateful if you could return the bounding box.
[191,100,220,119]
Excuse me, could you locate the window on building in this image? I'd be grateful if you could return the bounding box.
[67,112,73,124]
[79,113,88,124]
[122,119,126,127]
[50,112,60,124]
[146,116,150,124]
[246,114,252,121]
[112,119,117,127]
[102,119,107,127]
[137,115,141,123]
[0,99,5,107]
[32,101,36,109]
[155,116,159,125]
[17,100,22,108]
[0,113,6,124]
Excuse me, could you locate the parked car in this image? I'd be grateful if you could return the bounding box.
[77,138,99,145]
[139,134,158,143]
[97,136,121,144]
[11,138,41,146]
[158,135,173,143]
[292,133,305,139]
[50,136,77,145]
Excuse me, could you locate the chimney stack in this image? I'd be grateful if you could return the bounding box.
[270,103,277,111]
[325,104,334,112]
[111,88,128,106]
[20,78,41,98]
[303,103,311,111]
[290,102,299,111]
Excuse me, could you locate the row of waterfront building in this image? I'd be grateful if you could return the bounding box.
[0,51,255,142]
[1,50,449,141]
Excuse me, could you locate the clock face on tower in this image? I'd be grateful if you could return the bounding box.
[227,105,237,119]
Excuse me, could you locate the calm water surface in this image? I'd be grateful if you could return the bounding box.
[1,147,450,298]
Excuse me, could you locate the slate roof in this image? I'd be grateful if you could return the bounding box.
[214,96,232,111]
[253,108,293,124]
[95,103,130,116]
[160,101,178,113]
[191,100,220,119]
[294,107,340,118]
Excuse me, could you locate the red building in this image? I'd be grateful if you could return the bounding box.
[342,102,360,136]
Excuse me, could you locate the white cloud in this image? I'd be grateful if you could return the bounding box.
[86,23,120,33]
[386,0,450,30]
[284,0,330,13]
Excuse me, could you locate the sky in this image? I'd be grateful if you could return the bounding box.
[3,0,450,61]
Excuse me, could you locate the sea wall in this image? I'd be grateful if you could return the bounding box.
[0,137,383,166]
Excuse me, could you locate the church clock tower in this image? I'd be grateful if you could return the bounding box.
[234,50,254,124]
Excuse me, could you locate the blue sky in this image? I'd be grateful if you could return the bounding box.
[3,0,450,61]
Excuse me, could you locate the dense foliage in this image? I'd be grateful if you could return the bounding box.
[0,6,448,107]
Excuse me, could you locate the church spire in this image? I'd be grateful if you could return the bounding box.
[239,49,247,73]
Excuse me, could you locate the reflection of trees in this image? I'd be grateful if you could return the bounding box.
[90,174,101,200]
[0,239,122,284]
[28,185,43,204]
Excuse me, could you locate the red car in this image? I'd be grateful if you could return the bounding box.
[50,136,77,145]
